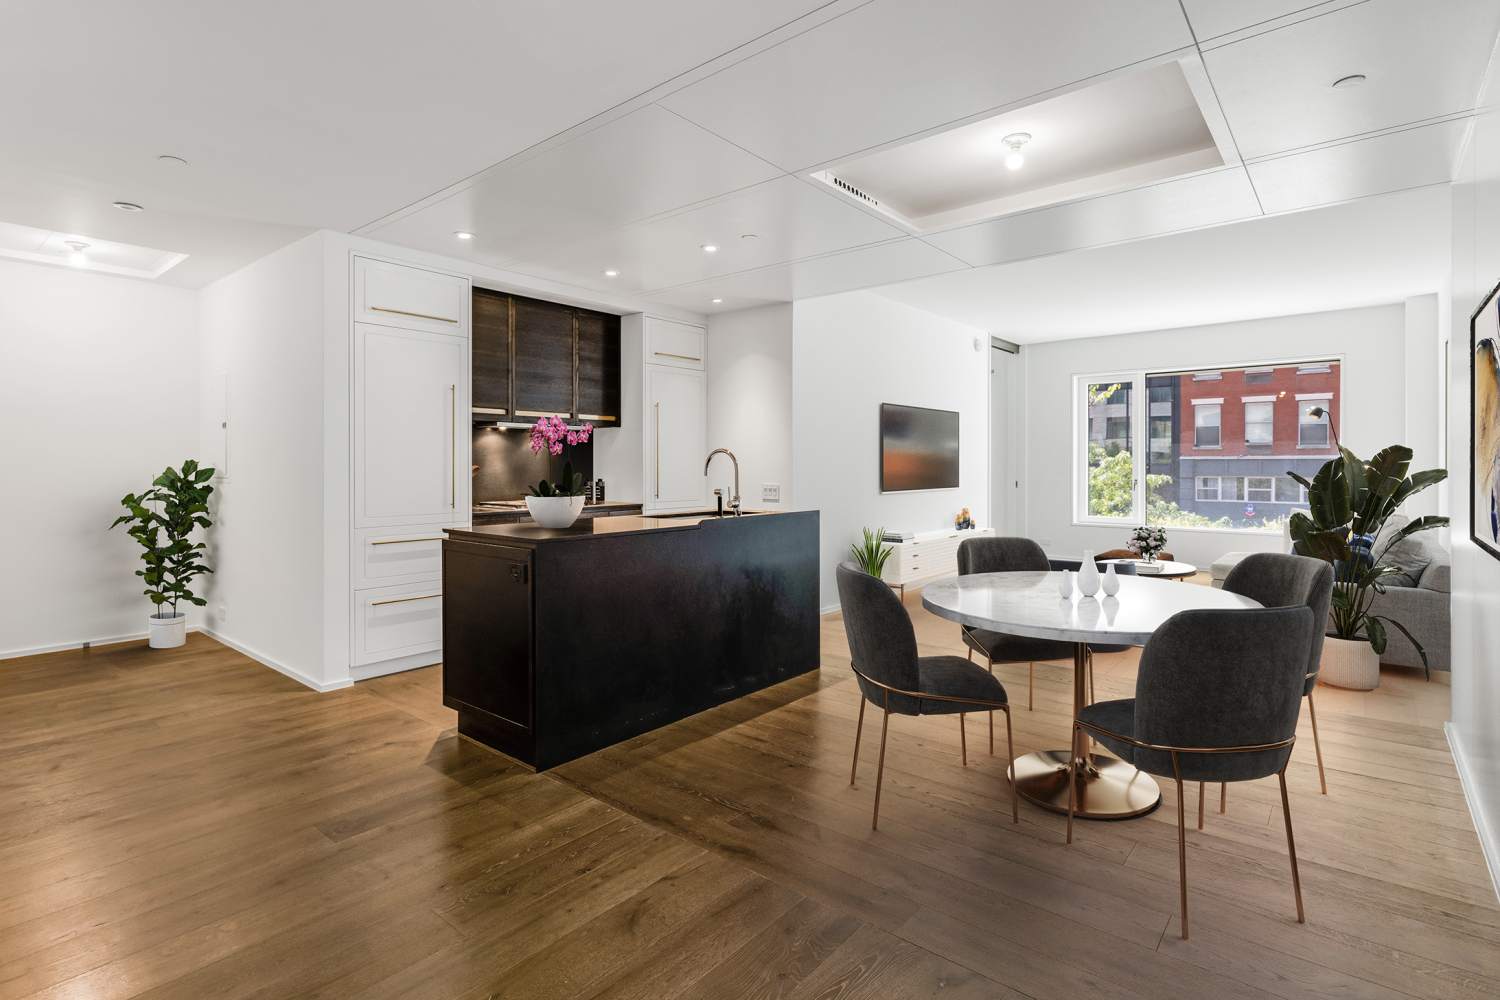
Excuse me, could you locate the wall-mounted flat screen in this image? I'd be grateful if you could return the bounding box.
[881,404,960,492]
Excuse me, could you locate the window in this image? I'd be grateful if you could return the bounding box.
[1149,417,1173,464]
[1299,401,1331,447]
[1297,364,1331,375]
[1192,372,1222,381]
[1275,477,1305,503]
[1247,477,1274,502]
[1219,476,1244,501]
[1082,377,1137,521]
[1193,403,1221,447]
[1195,476,1220,500]
[1245,401,1274,444]
[1104,417,1130,444]
[1245,368,1273,384]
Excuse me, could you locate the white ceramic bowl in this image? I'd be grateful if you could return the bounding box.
[524,495,586,528]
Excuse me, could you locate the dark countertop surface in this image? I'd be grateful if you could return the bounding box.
[471,500,642,524]
[447,509,785,545]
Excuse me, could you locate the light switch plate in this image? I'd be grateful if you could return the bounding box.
[761,483,780,503]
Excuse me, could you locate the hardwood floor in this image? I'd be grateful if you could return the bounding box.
[0,596,1488,1000]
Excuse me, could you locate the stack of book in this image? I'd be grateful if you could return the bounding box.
[882,530,915,543]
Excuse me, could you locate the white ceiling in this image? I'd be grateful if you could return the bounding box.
[869,184,1453,342]
[2,0,1495,327]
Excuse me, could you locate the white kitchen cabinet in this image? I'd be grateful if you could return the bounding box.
[645,317,705,370]
[354,322,468,528]
[647,366,706,510]
[355,256,468,335]
[353,580,444,666]
[353,526,448,590]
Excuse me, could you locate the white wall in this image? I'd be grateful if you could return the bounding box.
[0,260,200,657]
[708,304,793,510]
[792,291,989,611]
[1448,26,1500,899]
[198,233,333,689]
[1021,304,1419,570]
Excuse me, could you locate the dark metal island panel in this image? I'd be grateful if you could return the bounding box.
[441,510,820,770]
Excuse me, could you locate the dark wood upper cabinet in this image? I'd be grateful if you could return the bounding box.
[474,289,620,425]
[575,311,621,425]
[472,289,512,416]
[512,297,576,417]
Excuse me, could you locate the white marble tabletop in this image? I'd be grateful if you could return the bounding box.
[1100,558,1197,578]
[920,571,1260,645]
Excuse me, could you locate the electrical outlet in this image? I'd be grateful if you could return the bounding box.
[217,605,226,621]
[761,483,780,503]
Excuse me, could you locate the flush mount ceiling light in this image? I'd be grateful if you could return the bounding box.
[63,241,90,265]
[603,269,619,277]
[711,298,723,304]
[1332,74,1366,89]
[701,244,718,253]
[112,201,144,212]
[454,231,475,240]
[157,155,188,166]
[1002,133,1031,170]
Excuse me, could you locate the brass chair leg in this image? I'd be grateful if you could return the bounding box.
[1086,647,1095,705]
[1198,781,1205,830]
[872,697,891,830]
[1066,723,1078,843]
[1028,662,1034,711]
[988,711,994,755]
[850,697,866,786]
[1005,707,1018,823]
[1278,767,1306,923]
[959,713,967,766]
[1307,692,1327,795]
[1220,782,1226,814]
[1172,752,1189,939]
[967,648,973,662]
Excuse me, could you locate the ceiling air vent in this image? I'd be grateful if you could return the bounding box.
[829,175,878,207]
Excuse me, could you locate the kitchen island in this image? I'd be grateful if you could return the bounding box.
[442,510,819,769]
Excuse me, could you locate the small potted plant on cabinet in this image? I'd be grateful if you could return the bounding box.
[110,459,215,648]
[851,526,893,578]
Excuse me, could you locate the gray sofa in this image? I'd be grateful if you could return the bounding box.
[1366,544,1450,672]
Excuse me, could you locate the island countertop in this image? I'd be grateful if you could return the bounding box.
[446,509,783,545]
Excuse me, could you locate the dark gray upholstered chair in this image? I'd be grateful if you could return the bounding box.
[836,561,1018,829]
[1070,606,1317,940]
[1221,552,1336,793]
[1048,558,1138,705]
[956,537,1075,710]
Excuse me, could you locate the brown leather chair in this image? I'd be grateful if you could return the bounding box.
[1097,548,1176,561]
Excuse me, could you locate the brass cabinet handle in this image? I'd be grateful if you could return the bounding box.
[654,351,700,362]
[449,385,456,509]
[371,592,442,606]
[514,410,570,418]
[654,402,660,499]
[370,305,458,323]
[370,537,444,546]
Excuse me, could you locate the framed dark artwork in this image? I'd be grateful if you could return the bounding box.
[1472,276,1500,562]
[880,403,960,492]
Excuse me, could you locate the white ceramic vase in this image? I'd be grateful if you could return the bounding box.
[525,495,586,528]
[1058,570,1073,598]
[1319,634,1381,690]
[148,611,187,649]
[1101,562,1120,596]
[1077,550,1100,597]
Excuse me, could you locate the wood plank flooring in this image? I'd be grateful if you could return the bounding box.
[0,592,1487,1000]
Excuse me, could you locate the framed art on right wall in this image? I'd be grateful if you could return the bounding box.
[1472,277,1500,562]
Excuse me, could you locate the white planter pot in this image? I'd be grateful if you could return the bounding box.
[148,612,187,649]
[1319,634,1380,690]
[524,495,585,529]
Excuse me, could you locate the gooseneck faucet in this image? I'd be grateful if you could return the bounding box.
[704,449,741,516]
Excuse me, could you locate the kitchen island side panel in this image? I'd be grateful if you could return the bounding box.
[531,511,819,769]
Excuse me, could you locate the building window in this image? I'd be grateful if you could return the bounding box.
[1245,401,1274,445]
[1275,477,1305,503]
[1299,402,1330,447]
[1194,404,1220,447]
[1192,372,1222,381]
[1247,477,1274,502]
[1297,364,1331,375]
[1195,476,1219,500]
[1245,368,1273,384]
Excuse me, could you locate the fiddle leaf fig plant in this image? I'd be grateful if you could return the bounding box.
[1287,442,1446,676]
[529,460,587,498]
[110,460,215,615]
[851,526,893,577]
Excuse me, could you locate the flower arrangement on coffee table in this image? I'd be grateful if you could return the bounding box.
[1127,525,1167,562]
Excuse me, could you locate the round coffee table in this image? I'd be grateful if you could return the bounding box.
[921,572,1259,819]
[1101,558,1197,580]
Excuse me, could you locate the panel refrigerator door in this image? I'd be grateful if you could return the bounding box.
[648,366,705,510]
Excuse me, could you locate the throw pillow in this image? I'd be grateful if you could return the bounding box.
[1373,514,1431,587]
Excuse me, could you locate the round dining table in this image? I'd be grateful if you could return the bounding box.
[921,571,1261,820]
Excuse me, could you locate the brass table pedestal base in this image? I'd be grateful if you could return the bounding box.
[1011,750,1162,819]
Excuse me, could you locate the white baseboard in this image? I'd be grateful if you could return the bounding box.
[1446,722,1500,904]
[0,627,207,660]
[350,650,442,682]
[199,628,352,693]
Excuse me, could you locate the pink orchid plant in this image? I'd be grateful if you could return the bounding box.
[529,415,594,456]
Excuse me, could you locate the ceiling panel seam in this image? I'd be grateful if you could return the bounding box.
[610,235,925,295]
[1241,113,1475,165]
[350,0,874,237]
[1194,0,1371,51]
[1175,0,1265,216]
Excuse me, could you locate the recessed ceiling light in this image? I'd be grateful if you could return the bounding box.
[701,244,718,253]
[454,231,475,240]
[711,298,722,304]
[157,155,188,166]
[1332,74,1366,89]
[113,201,144,212]
[603,269,619,277]
[64,241,90,266]
[1002,133,1030,170]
